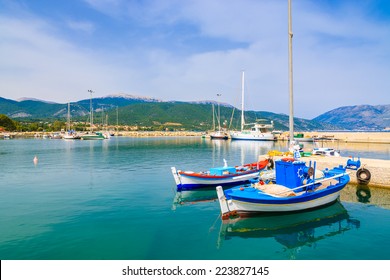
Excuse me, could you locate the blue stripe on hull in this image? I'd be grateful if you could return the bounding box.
[177,180,253,191]
[226,183,346,205]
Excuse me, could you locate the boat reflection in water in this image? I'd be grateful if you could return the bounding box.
[217,201,360,258]
[172,187,218,210]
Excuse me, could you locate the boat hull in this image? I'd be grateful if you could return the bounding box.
[217,172,349,217]
[172,167,260,191]
[230,132,275,141]
[227,187,343,213]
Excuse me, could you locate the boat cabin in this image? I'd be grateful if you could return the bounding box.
[209,166,236,176]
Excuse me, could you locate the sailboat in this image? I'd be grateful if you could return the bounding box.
[229,71,276,141]
[216,0,352,219]
[80,91,106,140]
[210,94,229,140]
[63,102,81,140]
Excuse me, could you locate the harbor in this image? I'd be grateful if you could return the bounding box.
[1,136,389,260]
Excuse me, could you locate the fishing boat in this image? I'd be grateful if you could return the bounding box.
[171,158,271,191]
[229,71,276,141]
[217,159,351,218]
[216,0,352,219]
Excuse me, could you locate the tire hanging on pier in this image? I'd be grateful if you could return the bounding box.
[356,168,371,185]
[267,158,274,169]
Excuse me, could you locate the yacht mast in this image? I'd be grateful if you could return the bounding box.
[288,0,294,142]
[67,102,71,131]
[241,70,245,131]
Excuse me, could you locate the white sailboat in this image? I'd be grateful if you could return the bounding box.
[80,91,106,140]
[229,71,276,141]
[210,94,229,140]
[63,102,80,140]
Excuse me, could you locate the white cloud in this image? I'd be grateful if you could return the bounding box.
[1,0,390,119]
[66,20,95,34]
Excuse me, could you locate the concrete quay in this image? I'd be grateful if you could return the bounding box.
[277,131,390,144]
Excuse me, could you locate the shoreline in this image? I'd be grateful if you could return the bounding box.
[0,131,390,144]
[2,131,390,143]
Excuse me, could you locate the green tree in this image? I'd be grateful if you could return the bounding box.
[0,114,17,131]
[52,120,65,131]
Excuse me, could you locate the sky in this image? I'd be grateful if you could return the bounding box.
[1,0,390,119]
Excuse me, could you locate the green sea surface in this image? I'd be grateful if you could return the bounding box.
[0,137,389,259]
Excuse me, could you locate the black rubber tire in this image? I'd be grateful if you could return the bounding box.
[356,168,371,185]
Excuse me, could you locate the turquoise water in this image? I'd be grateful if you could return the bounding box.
[0,137,389,260]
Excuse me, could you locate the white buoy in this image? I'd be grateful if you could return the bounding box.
[33,156,38,165]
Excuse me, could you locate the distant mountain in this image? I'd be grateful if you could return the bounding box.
[0,94,162,120]
[1,95,388,131]
[313,104,390,131]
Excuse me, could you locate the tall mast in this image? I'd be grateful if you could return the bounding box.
[288,0,294,142]
[67,102,70,131]
[116,106,119,134]
[241,70,245,131]
[88,89,94,132]
[217,93,222,131]
[212,104,215,131]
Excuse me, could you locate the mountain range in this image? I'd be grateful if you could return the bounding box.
[0,94,389,131]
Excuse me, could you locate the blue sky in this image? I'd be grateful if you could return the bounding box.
[1,0,390,119]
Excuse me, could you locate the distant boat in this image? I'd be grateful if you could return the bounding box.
[210,97,229,140]
[229,71,276,141]
[210,130,229,140]
[63,102,81,140]
[312,147,340,157]
[80,131,106,140]
[50,132,62,139]
[79,91,106,140]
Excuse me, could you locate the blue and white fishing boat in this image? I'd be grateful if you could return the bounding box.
[171,159,271,191]
[216,159,351,219]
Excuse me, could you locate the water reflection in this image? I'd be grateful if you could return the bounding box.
[172,188,218,210]
[217,201,360,258]
[341,184,390,209]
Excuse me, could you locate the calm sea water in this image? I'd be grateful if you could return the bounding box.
[0,137,389,260]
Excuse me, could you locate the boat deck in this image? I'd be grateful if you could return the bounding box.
[261,155,390,188]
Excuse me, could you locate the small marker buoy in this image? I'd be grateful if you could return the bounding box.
[33,156,38,165]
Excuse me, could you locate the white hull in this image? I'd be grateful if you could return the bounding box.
[223,191,341,213]
[179,172,259,186]
[172,167,260,190]
[230,132,275,141]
